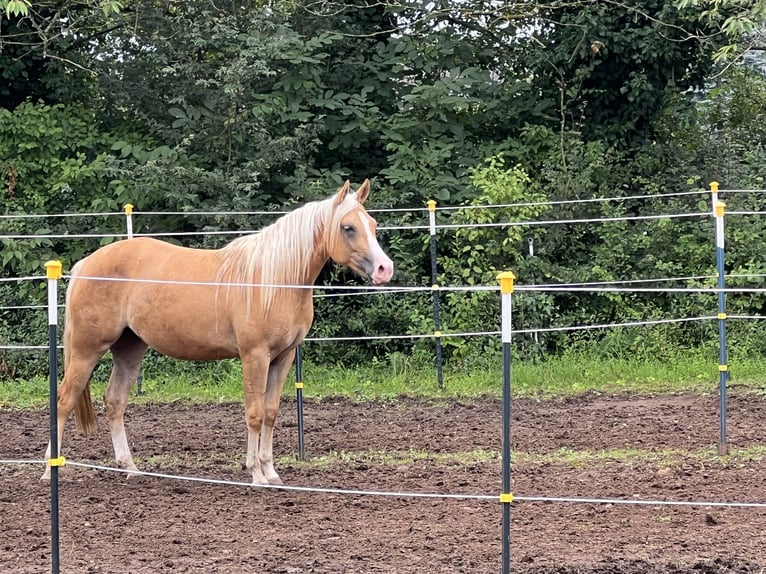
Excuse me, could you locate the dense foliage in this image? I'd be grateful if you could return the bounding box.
[3,0,766,379]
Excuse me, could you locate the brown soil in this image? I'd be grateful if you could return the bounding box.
[2,391,766,573]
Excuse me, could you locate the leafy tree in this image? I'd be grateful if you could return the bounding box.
[0,100,117,375]
[0,0,124,108]
[675,0,765,60]
[5,0,766,378]
[528,0,720,146]
[433,157,549,360]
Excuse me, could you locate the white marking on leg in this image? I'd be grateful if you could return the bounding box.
[111,428,138,472]
[259,423,281,484]
[246,427,267,484]
[41,441,52,480]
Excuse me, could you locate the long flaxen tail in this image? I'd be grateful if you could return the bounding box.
[63,261,99,436]
[73,383,99,435]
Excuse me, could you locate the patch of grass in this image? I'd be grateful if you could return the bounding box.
[300,350,766,400]
[273,444,766,471]
[515,444,766,468]
[134,453,243,473]
[2,349,765,409]
[136,454,187,469]
[0,376,53,409]
[278,447,500,468]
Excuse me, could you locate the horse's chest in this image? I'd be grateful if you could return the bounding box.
[237,305,312,351]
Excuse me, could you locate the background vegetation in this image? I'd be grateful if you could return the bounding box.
[3,0,766,384]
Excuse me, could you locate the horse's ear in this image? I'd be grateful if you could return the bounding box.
[335,180,351,205]
[355,179,370,204]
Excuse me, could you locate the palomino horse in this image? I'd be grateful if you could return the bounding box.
[43,180,394,485]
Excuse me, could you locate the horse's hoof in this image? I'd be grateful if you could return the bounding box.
[267,476,283,486]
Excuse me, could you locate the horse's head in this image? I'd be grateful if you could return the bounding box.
[327,180,394,285]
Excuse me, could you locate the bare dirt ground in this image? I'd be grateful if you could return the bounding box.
[2,391,766,573]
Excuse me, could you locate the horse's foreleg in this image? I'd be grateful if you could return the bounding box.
[242,350,271,485]
[104,333,148,476]
[260,348,296,485]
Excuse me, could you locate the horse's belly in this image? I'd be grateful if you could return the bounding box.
[134,322,239,361]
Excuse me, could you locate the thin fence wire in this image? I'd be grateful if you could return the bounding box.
[133,206,422,216]
[0,345,51,350]
[0,316,723,350]
[0,212,121,220]
[434,211,707,231]
[135,210,289,217]
[0,305,63,310]
[0,188,751,246]
[0,188,715,223]
[728,273,766,280]
[512,316,715,336]
[0,210,712,240]
[511,276,717,291]
[306,331,499,343]
[0,272,741,298]
[0,232,127,240]
[0,279,718,312]
[516,285,766,294]
[2,458,765,509]
[434,190,709,211]
[0,275,45,283]
[717,189,766,194]
[0,273,741,313]
[57,274,428,292]
[1,270,761,351]
[42,275,766,295]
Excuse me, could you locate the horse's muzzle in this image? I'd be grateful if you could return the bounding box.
[351,252,394,285]
[370,257,394,285]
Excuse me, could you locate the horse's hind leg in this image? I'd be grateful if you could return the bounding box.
[42,350,104,479]
[104,329,148,475]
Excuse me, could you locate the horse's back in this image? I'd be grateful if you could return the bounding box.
[68,238,212,310]
[74,237,214,277]
[65,238,239,359]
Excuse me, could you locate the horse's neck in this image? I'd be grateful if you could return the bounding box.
[247,203,333,292]
[263,239,328,290]
[302,247,331,287]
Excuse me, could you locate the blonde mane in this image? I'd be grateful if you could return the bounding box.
[216,193,360,313]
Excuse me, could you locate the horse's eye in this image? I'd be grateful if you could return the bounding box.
[342,224,355,234]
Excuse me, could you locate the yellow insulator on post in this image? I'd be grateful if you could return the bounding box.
[715,200,726,218]
[427,199,436,212]
[710,181,719,193]
[124,203,134,216]
[45,260,62,280]
[497,271,516,294]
